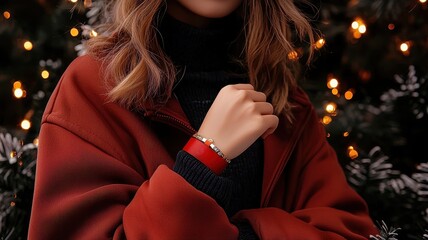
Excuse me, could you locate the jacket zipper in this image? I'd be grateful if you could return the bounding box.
[148,112,196,136]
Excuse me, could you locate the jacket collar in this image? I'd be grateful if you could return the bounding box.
[143,90,312,206]
[261,99,311,206]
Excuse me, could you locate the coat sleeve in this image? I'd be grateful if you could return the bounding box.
[232,105,379,239]
[27,56,239,240]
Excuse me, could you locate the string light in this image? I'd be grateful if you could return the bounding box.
[33,138,39,146]
[350,18,366,39]
[325,102,337,114]
[351,21,359,30]
[343,132,350,137]
[322,116,332,125]
[358,25,366,34]
[327,77,339,89]
[13,81,22,89]
[12,81,26,99]
[353,32,362,39]
[388,24,395,31]
[315,38,326,50]
[69,0,78,3]
[400,42,409,52]
[3,11,11,19]
[344,90,354,100]
[287,50,299,61]
[420,0,426,3]
[399,41,412,56]
[23,41,33,51]
[347,146,359,160]
[331,88,339,96]
[70,27,79,37]
[84,0,92,8]
[14,88,24,99]
[10,150,17,158]
[41,70,50,79]
[20,119,31,130]
[90,30,98,38]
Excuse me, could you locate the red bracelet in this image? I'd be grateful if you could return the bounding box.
[183,137,228,175]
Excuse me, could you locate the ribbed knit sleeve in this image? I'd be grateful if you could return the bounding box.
[173,151,260,239]
[173,150,234,213]
[236,222,259,240]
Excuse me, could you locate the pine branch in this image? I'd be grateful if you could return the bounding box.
[349,0,414,21]
[370,220,400,240]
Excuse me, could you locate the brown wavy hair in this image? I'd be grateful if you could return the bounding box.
[85,0,316,120]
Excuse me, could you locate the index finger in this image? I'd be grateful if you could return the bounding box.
[231,83,254,90]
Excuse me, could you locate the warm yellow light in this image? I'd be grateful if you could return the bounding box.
[315,38,326,49]
[33,138,39,146]
[287,51,299,61]
[358,25,366,34]
[327,78,339,89]
[14,88,24,99]
[331,88,339,95]
[400,42,409,52]
[343,132,350,137]
[420,0,426,3]
[21,119,31,130]
[325,103,337,114]
[84,0,93,8]
[90,30,98,38]
[10,150,17,158]
[41,70,50,79]
[348,149,359,159]
[351,18,366,33]
[3,11,11,19]
[322,116,332,125]
[344,90,354,100]
[70,0,78,3]
[13,81,22,89]
[353,31,362,39]
[23,41,33,51]
[70,27,79,37]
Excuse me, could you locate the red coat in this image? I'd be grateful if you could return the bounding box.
[28,55,379,239]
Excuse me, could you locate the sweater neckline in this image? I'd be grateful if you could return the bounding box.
[158,13,242,72]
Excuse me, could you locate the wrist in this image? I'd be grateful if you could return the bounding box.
[182,136,229,175]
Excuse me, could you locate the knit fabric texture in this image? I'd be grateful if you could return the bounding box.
[159,13,263,239]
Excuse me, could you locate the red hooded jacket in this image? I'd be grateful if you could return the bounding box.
[28,55,379,239]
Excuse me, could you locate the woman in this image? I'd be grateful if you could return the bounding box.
[28,0,379,239]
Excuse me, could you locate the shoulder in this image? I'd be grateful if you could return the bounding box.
[68,54,102,69]
[53,54,106,98]
[43,54,108,115]
[39,55,143,167]
[61,54,106,92]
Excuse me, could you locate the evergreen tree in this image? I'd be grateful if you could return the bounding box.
[0,0,427,239]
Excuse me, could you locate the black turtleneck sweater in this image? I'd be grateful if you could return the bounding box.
[159,14,263,239]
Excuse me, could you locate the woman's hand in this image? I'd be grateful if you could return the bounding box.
[198,84,279,160]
